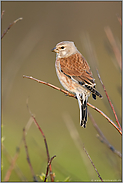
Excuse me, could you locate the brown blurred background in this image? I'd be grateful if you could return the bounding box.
[2,1,121,182]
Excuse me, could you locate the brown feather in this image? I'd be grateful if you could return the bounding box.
[57,52,95,86]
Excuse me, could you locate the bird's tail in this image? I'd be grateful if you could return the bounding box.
[80,100,87,128]
[77,94,88,128]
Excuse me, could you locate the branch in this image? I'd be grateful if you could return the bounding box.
[1,17,23,39]
[23,75,122,135]
[96,69,122,131]
[82,144,103,182]
[23,128,37,182]
[23,75,75,98]
[87,102,122,135]
[44,155,56,182]
[2,144,27,181]
[63,113,103,181]
[4,117,34,181]
[88,111,121,158]
[104,26,121,70]
[26,103,55,182]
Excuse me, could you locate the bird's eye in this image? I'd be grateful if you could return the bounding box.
[61,46,65,49]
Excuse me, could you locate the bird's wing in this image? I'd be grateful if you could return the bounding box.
[59,52,95,86]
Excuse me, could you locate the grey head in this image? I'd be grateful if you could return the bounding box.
[52,41,78,58]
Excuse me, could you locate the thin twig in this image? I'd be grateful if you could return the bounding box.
[23,128,37,182]
[23,75,75,98]
[116,14,122,25]
[96,69,121,131]
[82,144,103,182]
[4,117,33,181]
[44,155,56,182]
[1,17,23,39]
[63,113,103,181]
[2,144,27,181]
[104,26,121,70]
[1,10,5,19]
[87,103,122,135]
[26,103,55,182]
[97,134,121,158]
[23,75,122,135]
[88,111,121,158]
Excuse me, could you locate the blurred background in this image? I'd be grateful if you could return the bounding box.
[2,1,121,182]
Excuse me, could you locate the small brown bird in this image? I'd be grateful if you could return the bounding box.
[52,41,102,128]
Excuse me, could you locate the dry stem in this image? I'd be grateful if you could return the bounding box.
[23,75,122,135]
[2,144,27,181]
[63,113,103,181]
[87,102,122,135]
[23,128,37,181]
[82,144,103,182]
[4,117,33,181]
[27,104,55,182]
[1,17,23,39]
[44,155,56,182]
[96,69,121,131]
[104,26,121,70]
[88,111,121,158]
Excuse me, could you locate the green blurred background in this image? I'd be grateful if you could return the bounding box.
[2,1,121,182]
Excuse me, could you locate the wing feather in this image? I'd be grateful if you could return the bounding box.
[58,52,95,86]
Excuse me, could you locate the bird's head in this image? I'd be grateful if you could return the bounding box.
[52,41,78,58]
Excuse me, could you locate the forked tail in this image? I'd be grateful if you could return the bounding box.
[77,93,88,128]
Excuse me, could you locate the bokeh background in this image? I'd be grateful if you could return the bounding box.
[2,1,121,182]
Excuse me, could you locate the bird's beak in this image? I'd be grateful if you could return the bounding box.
[51,47,59,53]
[51,47,56,52]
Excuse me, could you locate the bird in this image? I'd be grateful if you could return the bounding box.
[52,41,102,128]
